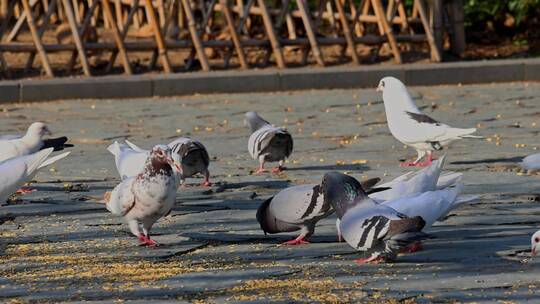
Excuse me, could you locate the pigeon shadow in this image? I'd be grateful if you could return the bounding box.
[286,164,369,172]
[450,156,524,165]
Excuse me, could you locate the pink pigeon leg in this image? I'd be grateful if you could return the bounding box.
[15,188,36,194]
[200,171,211,187]
[138,235,158,247]
[400,241,423,253]
[281,235,310,245]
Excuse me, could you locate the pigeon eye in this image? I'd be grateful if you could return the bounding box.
[535,237,539,243]
[381,81,385,87]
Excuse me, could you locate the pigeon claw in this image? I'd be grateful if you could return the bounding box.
[138,235,158,247]
[15,188,36,194]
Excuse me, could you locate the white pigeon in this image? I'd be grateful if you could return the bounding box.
[107,141,147,180]
[531,230,540,257]
[0,122,72,162]
[377,77,480,167]
[245,111,293,174]
[321,172,425,264]
[521,152,540,173]
[0,148,70,204]
[104,145,181,246]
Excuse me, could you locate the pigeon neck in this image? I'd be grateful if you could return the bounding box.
[143,157,173,177]
[248,117,270,133]
[21,132,42,147]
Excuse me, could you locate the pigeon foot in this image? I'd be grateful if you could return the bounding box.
[138,235,158,247]
[15,188,36,194]
[281,236,309,245]
[271,167,284,173]
[253,168,268,174]
[354,256,388,265]
[401,241,423,253]
[200,180,212,187]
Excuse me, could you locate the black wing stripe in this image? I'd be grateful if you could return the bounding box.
[300,185,321,219]
[356,216,390,249]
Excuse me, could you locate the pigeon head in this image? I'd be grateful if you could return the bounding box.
[376,76,405,93]
[320,172,367,219]
[531,230,540,257]
[145,145,182,176]
[244,111,270,133]
[27,122,52,138]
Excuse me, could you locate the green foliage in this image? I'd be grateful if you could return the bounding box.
[464,0,540,26]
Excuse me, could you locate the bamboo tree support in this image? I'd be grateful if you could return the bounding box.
[334,0,359,64]
[220,0,248,69]
[103,0,133,74]
[256,0,285,68]
[63,0,92,76]
[297,0,324,66]
[25,0,56,72]
[67,0,97,72]
[106,0,138,72]
[146,0,171,73]
[0,0,15,77]
[371,0,401,63]
[181,0,210,71]
[222,0,254,67]
[21,0,54,76]
[415,0,441,62]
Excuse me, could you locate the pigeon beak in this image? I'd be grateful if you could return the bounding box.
[166,156,182,174]
[376,84,383,92]
[532,247,537,257]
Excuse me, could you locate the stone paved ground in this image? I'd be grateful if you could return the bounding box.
[0,81,540,303]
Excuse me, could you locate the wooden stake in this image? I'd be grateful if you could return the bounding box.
[63,0,92,76]
[257,0,285,68]
[335,0,359,64]
[145,0,172,73]
[181,0,210,71]
[21,0,54,76]
[220,0,248,69]
[371,0,401,63]
[103,0,133,74]
[297,0,324,66]
[415,0,441,62]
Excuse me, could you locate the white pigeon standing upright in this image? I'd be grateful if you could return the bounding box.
[0,122,72,162]
[521,152,540,174]
[0,148,70,204]
[103,145,181,246]
[377,77,480,167]
[245,111,293,174]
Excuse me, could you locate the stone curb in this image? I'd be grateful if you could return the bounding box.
[1,58,539,103]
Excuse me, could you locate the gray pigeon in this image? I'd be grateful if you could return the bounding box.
[168,137,211,186]
[257,177,382,245]
[321,172,425,264]
[104,145,181,246]
[0,122,72,162]
[245,111,293,174]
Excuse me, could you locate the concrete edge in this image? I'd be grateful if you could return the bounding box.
[1,58,539,103]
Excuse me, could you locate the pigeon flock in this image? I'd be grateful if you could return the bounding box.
[2,76,540,265]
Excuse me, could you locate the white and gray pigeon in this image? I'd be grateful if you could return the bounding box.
[377,77,480,167]
[167,137,211,186]
[0,148,70,204]
[0,122,72,162]
[103,145,181,246]
[257,177,381,245]
[531,230,540,257]
[521,152,540,173]
[245,111,293,174]
[321,172,426,264]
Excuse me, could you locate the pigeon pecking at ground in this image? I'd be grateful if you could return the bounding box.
[321,172,426,264]
[256,177,381,245]
[0,122,73,162]
[167,137,211,187]
[245,111,293,174]
[377,77,481,167]
[103,145,181,246]
[0,148,70,205]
